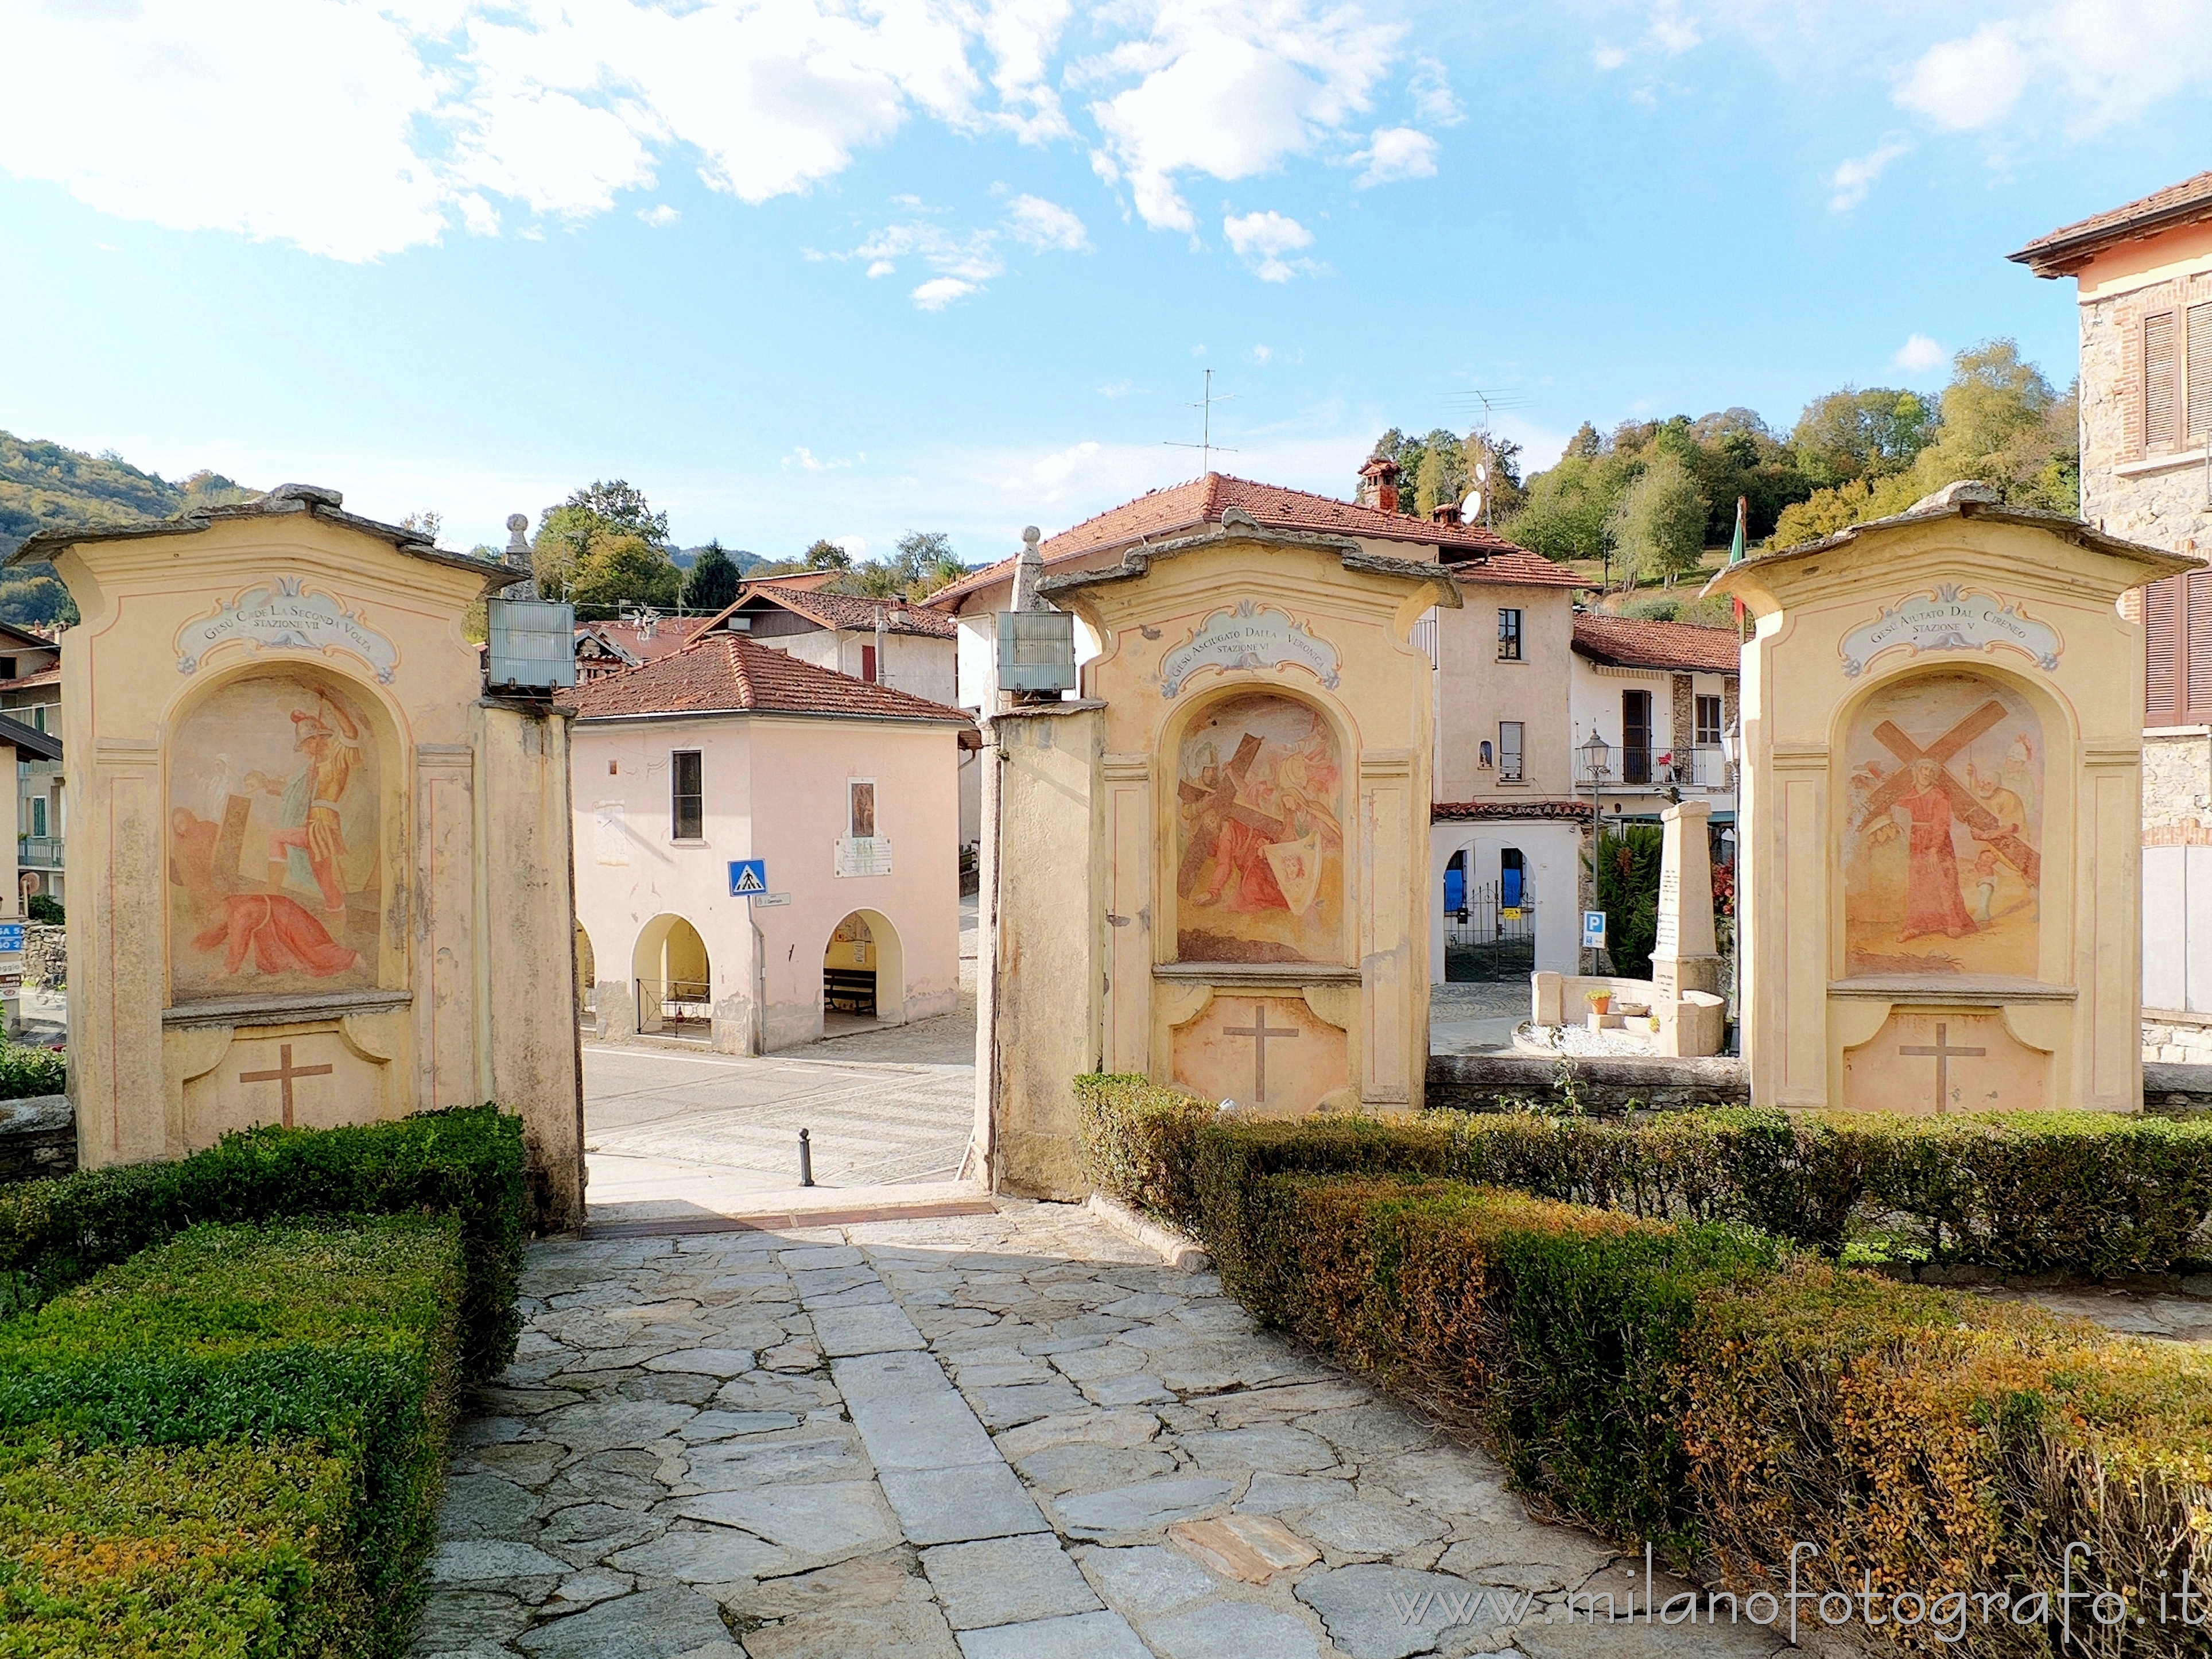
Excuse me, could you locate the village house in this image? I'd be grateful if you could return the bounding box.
[1567,613,1741,820]
[932,463,1592,979]
[569,629,973,1055]
[0,621,64,905]
[2013,170,2212,1056]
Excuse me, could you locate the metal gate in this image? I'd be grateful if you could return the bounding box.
[1445,878,1535,982]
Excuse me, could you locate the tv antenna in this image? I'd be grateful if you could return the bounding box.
[1163,369,1238,474]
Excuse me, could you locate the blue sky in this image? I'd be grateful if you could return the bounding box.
[1,1,2208,565]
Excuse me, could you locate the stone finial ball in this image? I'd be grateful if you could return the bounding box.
[507,513,529,533]
[1022,525,1041,543]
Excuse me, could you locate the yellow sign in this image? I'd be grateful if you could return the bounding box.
[1501,906,1524,920]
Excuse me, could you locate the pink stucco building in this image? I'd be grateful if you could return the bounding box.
[569,631,973,1053]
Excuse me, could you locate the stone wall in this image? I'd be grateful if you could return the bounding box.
[2077,275,2212,547]
[2146,1012,2212,1065]
[2143,729,2212,838]
[0,1094,73,1183]
[22,924,63,993]
[1426,1051,1748,1115]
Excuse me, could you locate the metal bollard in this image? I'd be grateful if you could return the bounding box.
[798,1127,814,1187]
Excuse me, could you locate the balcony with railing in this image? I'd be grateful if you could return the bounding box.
[17,837,61,869]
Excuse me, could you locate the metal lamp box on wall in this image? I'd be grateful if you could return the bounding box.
[487,598,579,692]
[997,610,1076,693]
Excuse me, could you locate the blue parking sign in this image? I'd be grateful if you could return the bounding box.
[1581,910,1606,949]
[0,923,22,952]
[728,859,767,898]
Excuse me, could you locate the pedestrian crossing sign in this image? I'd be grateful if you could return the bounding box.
[728,859,767,897]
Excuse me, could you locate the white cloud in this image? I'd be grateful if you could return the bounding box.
[1407,56,1462,126]
[1895,2,2212,138]
[1352,126,1438,187]
[854,219,1005,283]
[1893,332,1946,374]
[1004,193,1091,252]
[1592,44,1629,71]
[1097,379,1134,397]
[1827,139,1910,211]
[637,203,680,228]
[1082,0,1401,231]
[1223,209,1315,282]
[913,276,981,310]
[866,259,897,278]
[786,447,854,471]
[1893,24,2031,131]
[1251,344,1274,363]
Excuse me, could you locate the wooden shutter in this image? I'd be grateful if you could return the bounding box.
[2147,573,2184,724]
[2147,312,2179,448]
[2190,303,2212,441]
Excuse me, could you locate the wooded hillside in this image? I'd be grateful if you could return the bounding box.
[0,431,255,626]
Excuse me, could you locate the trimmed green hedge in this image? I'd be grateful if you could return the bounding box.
[0,1105,525,1378]
[0,1432,362,1657]
[0,1045,64,1104]
[0,1218,464,1656]
[1077,1076,2212,1274]
[1208,1169,2212,1654]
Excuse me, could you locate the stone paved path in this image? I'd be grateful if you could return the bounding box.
[416,1203,1787,1659]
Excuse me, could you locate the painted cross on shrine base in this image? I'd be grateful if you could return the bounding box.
[1898,1021,1985,1113]
[1221,1000,1298,1106]
[238,1043,334,1129]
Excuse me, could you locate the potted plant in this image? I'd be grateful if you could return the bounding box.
[1585,987,1612,1015]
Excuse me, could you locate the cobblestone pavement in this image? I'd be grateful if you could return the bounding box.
[417,1203,1787,1659]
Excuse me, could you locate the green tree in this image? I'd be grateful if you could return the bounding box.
[1772,340,2079,547]
[568,534,681,615]
[892,530,969,596]
[1593,825,1665,980]
[1790,387,1937,489]
[1607,450,1709,581]
[802,539,851,571]
[681,540,743,612]
[533,479,680,602]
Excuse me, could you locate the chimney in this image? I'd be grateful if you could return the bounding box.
[1430,500,1462,527]
[1356,455,1402,515]
[875,606,890,684]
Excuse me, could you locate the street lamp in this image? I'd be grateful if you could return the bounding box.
[1580,731,1612,972]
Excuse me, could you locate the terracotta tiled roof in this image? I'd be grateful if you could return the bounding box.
[932,472,1573,609]
[0,668,60,691]
[585,617,715,664]
[1571,614,1740,675]
[572,631,972,724]
[1432,799,1593,821]
[2010,170,2212,276]
[711,587,957,639]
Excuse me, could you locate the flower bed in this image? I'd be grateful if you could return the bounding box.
[1076,1075,2212,1274]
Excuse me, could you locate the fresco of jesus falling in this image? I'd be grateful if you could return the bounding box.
[1175,691,1344,964]
[1843,671,2042,980]
[167,673,383,1002]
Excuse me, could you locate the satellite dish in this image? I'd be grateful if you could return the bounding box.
[1473,461,1490,484]
[1462,490,1484,521]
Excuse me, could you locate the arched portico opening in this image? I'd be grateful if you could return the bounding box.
[822,909,905,1033]
[632,913,711,1037]
[575,924,596,1022]
[1442,840,1534,982]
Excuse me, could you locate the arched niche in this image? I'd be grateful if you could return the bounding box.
[1835,664,2060,983]
[824,908,906,1026]
[164,662,402,1005]
[1164,684,1352,967]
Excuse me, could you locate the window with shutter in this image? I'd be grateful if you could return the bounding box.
[2147,573,2184,724]
[2190,303,2212,441]
[2146,312,2178,448]
[2190,572,2212,726]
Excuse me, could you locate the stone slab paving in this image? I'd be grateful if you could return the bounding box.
[415,1203,1791,1659]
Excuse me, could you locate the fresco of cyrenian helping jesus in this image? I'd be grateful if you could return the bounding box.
[167,673,382,1002]
[1175,692,1344,964]
[1843,670,2042,980]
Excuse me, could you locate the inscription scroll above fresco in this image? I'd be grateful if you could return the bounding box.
[1158,602,1340,697]
[1838,586,2061,679]
[176,577,400,684]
